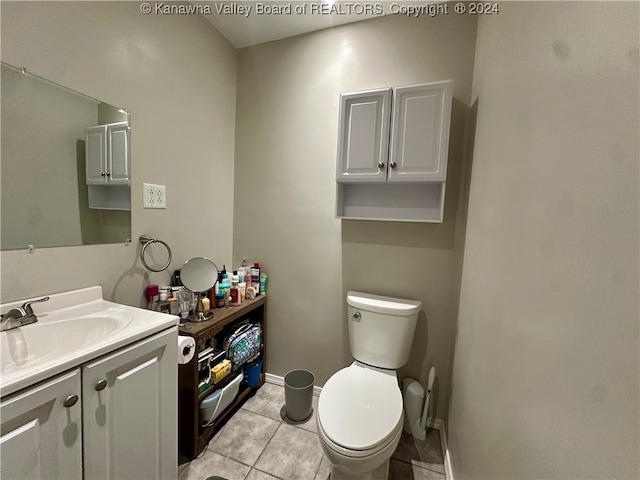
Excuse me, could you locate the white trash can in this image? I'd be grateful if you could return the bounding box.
[402,377,425,435]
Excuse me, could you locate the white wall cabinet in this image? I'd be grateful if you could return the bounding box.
[83,328,177,480]
[0,328,177,480]
[0,369,82,480]
[85,121,131,210]
[336,80,453,222]
[86,122,130,186]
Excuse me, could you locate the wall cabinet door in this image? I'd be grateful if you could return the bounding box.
[0,369,82,480]
[82,328,177,480]
[107,122,130,184]
[336,88,391,183]
[86,125,108,185]
[85,122,130,185]
[388,81,452,182]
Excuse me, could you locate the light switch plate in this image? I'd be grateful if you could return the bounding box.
[143,183,166,209]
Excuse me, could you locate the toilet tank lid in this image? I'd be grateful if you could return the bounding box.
[346,291,421,316]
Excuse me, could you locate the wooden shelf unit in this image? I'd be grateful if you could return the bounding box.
[178,296,267,459]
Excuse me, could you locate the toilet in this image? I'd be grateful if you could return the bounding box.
[317,291,421,480]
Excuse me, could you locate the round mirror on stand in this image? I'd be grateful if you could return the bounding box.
[180,257,219,322]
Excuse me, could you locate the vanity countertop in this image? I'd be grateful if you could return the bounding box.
[0,286,178,398]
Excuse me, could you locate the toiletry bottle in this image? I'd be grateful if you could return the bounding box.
[239,258,249,282]
[251,263,261,291]
[201,294,210,313]
[259,273,268,295]
[145,285,159,310]
[219,265,227,284]
[239,279,246,302]
[230,275,240,306]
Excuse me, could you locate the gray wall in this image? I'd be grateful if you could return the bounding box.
[1,1,237,306]
[233,13,477,423]
[447,2,639,478]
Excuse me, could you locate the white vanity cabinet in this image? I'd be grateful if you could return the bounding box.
[336,80,453,222]
[85,122,130,186]
[83,328,177,480]
[0,328,177,480]
[0,369,83,480]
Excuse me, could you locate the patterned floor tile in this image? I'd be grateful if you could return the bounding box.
[178,451,250,480]
[254,423,324,480]
[242,382,286,421]
[210,409,280,466]
[389,458,446,479]
[391,430,445,474]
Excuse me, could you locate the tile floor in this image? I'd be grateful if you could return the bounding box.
[178,382,446,480]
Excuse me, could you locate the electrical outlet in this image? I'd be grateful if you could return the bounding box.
[143,183,166,209]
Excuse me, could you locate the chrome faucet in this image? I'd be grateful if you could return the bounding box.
[0,296,49,332]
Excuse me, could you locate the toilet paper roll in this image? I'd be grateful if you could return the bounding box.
[178,335,196,364]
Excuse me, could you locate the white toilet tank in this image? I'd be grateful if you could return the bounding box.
[347,291,421,369]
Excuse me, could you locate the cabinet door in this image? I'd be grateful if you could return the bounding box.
[86,125,108,185]
[107,123,130,184]
[336,88,391,183]
[0,369,82,480]
[389,81,452,182]
[82,328,178,480]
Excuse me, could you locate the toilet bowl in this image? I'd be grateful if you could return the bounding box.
[317,292,421,480]
[317,362,404,480]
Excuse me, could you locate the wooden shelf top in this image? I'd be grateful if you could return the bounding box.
[179,295,266,338]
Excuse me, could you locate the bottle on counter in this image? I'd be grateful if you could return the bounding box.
[259,273,268,295]
[230,275,240,306]
[251,263,261,291]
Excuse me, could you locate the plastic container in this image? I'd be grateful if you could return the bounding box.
[242,356,263,387]
[199,373,243,426]
[215,292,224,308]
[283,369,315,422]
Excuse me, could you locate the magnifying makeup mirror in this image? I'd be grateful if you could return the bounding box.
[180,257,219,322]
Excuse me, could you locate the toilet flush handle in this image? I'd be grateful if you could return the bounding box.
[350,312,361,320]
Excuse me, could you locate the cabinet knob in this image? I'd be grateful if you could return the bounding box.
[95,379,108,391]
[378,162,384,169]
[106,172,110,176]
[63,394,79,408]
[390,162,397,169]
[350,312,361,320]
[101,172,106,176]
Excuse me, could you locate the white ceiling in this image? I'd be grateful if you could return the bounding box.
[200,1,385,48]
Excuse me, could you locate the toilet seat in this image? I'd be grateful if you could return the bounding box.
[317,362,403,453]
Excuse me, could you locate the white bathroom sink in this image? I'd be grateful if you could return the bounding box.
[0,286,178,398]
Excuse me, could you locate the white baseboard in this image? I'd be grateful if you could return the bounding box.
[265,372,323,396]
[439,421,453,480]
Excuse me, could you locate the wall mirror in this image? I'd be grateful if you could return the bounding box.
[1,62,132,251]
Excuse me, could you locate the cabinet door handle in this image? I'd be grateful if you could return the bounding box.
[63,394,79,408]
[95,379,108,391]
[390,162,397,169]
[378,162,384,169]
